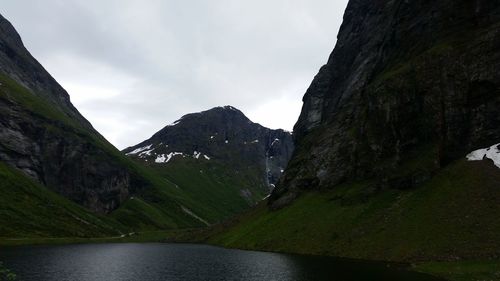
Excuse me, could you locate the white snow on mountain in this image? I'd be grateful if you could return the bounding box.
[193,151,201,159]
[466,143,500,168]
[155,152,185,163]
[126,144,152,155]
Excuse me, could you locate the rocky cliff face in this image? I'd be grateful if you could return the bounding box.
[0,14,142,213]
[124,106,294,190]
[271,0,500,207]
[0,14,92,129]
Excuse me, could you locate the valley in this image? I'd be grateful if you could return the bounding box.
[1,0,500,280]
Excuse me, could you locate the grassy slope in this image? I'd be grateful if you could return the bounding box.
[0,73,205,235]
[415,261,500,281]
[185,159,500,279]
[149,157,267,223]
[0,162,127,238]
[0,72,267,235]
[1,69,277,233]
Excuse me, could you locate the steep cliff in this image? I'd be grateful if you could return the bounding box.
[271,0,500,207]
[0,14,143,213]
[197,0,500,266]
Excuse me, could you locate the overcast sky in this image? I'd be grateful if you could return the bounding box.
[1,1,348,149]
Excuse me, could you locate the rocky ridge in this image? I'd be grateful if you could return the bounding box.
[271,0,500,207]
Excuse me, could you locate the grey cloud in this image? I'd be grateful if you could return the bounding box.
[1,0,348,148]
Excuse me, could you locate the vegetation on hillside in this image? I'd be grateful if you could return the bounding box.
[0,74,220,235]
[415,260,500,281]
[180,160,500,263]
[0,162,126,238]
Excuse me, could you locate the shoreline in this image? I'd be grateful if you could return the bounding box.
[2,232,498,281]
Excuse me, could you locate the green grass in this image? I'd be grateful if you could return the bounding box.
[0,74,79,128]
[0,230,178,247]
[110,154,270,231]
[149,157,267,223]
[0,155,209,242]
[0,71,274,236]
[0,162,127,238]
[201,159,500,263]
[0,73,212,234]
[168,159,500,280]
[415,261,500,281]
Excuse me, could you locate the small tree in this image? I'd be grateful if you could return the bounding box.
[0,262,16,281]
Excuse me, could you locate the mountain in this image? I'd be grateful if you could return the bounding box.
[0,12,293,237]
[272,0,500,207]
[198,0,500,265]
[0,13,134,214]
[0,13,214,237]
[123,106,294,221]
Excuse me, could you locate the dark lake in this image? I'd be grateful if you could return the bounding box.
[0,243,443,281]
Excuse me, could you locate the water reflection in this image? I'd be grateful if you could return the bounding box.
[0,243,443,281]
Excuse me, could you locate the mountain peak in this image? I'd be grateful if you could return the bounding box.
[123,106,294,186]
[219,105,240,111]
[161,105,251,133]
[188,105,245,117]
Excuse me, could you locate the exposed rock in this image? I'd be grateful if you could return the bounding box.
[271,0,500,208]
[0,14,142,213]
[0,14,92,129]
[123,106,294,190]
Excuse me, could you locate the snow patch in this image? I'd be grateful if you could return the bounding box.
[203,155,211,160]
[223,105,238,111]
[155,154,167,163]
[251,140,259,144]
[126,144,152,155]
[466,143,500,168]
[138,149,154,157]
[271,138,280,146]
[225,140,229,144]
[167,120,181,126]
[210,136,215,139]
[193,151,201,159]
[155,152,184,163]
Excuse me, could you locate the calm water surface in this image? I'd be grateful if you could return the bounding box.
[0,243,443,281]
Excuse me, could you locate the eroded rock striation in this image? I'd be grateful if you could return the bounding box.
[271,0,500,207]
